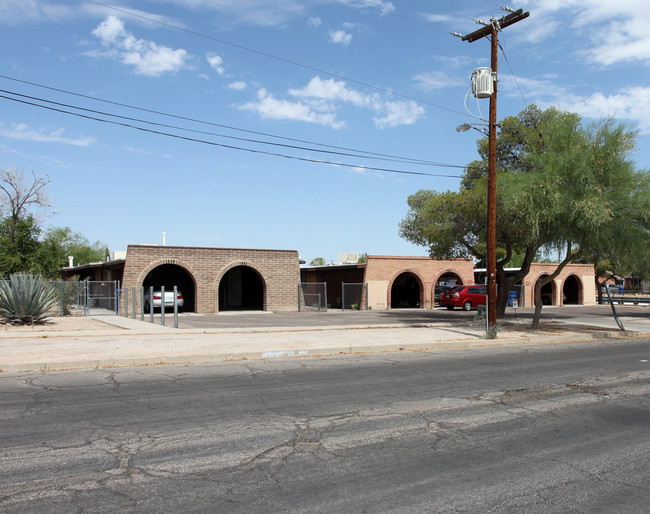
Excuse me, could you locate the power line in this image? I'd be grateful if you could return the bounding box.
[0,94,465,178]
[498,40,529,107]
[82,0,466,117]
[1,88,465,168]
[0,74,454,168]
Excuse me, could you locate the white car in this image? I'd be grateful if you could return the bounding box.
[144,289,184,311]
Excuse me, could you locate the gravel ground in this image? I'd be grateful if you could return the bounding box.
[0,315,119,333]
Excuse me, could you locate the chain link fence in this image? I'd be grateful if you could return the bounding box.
[341,282,368,311]
[298,282,328,311]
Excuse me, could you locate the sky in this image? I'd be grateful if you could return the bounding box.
[2,0,650,265]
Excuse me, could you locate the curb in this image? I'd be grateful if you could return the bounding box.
[1,330,646,373]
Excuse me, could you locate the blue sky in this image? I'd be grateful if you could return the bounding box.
[2,0,649,264]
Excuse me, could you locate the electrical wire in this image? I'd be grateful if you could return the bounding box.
[1,88,464,169]
[82,0,467,117]
[0,75,455,168]
[0,94,465,178]
[498,40,529,107]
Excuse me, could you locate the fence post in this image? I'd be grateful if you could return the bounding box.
[324,282,328,311]
[140,287,144,321]
[124,288,128,317]
[365,282,369,310]
[149,286,154,323]
[174,286,178,329]
[341,282,345,311]
[298,284,302,312]
[132,287,136,319]
[160,286,165,327]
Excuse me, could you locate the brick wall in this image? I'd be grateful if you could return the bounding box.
[121,245,301,314]
[522,263,596,307]
[364,256,475,309]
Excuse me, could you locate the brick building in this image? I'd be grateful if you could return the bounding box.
[61,245,595,313]
[301,256,475,309]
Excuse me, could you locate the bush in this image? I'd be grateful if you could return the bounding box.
[0,273,57,324]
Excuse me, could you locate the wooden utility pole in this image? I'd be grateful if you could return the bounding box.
[461,9,529,338]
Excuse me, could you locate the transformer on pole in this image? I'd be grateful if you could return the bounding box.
[458,9,530,339]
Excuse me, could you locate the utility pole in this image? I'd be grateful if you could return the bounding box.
[460,8,529,338]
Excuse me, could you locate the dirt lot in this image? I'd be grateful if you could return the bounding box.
[0,315,120,333]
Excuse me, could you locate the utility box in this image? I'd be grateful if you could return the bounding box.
[472,67,494,99]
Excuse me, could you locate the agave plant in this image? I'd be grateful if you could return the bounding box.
[0,273,57,324]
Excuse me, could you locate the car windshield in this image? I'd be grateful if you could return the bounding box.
[449,285,465,292]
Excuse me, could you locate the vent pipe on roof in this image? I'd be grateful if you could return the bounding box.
[68,256,74,267]
[163,232,166,246]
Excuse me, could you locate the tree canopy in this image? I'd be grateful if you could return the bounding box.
[400,105,650,326]
[0,167,108,279]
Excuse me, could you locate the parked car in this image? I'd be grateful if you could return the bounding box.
[144,289,184,312]
[434,285,453,305]
[440,285,488,311]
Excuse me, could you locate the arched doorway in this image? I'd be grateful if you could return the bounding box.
[434,272,462,306]
[535,275,555,306]
[391,272,421,308]
[563,275,581,305]
[219,266,264,311]
[142,263,196,312]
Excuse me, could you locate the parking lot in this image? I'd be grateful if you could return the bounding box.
[134,304,649,331]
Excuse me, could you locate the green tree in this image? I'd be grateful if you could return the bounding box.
[0,215,43,277]
[309,257,326,266]
[400,106,650,327]
[357,252,368,264]
[505,116,650,326]
[43,227,109,267]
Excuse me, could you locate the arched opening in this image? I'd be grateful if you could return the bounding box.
[535,274,555,306]
[219,266,264,311]
[563,275,581,305]
[391,272,421,308]
[434,272,463,305]
[142,263,195,312]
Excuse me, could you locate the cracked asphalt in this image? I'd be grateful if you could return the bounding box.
[1,337,648,512]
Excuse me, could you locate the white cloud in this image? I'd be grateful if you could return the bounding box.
[516,1,650,66]
[239,88,345,129]
[413,71,464,92]
[241,76,425,129]
[559,86,650,131]
[374,101,424,128]
[207,53,225,74]
[307,17,321,28]
[0,123,95,146]
[0,0,74,25]
[421,13,452,24]
[228,81,247,90]
[289,77,371,107]
[502,74,650,132]
[334,0,394,16]
[329,29,352,46]
[90,16,189,76]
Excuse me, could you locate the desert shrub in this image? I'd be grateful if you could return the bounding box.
[0,273,57,324]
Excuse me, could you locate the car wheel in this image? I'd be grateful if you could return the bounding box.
[446,306,454,310]
[463,301,472,311]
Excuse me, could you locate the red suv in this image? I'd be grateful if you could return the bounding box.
[440,285,488,311]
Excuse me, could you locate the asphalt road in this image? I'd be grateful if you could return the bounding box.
[1,337,648,512]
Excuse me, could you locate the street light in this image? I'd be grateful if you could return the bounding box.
[456,122,488,135]
[456,8,530,340]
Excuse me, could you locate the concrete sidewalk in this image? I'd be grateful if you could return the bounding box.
[1,312,647,372]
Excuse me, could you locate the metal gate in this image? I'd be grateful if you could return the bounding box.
[341,282,368,311]
[83,281,118,315]
[298,282,328,311]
